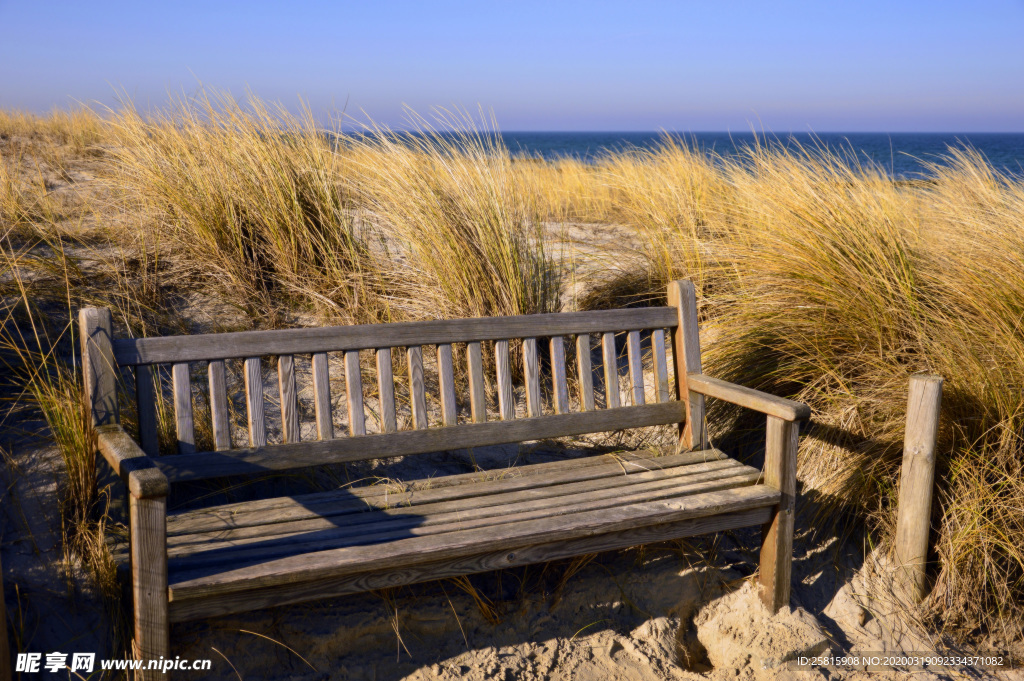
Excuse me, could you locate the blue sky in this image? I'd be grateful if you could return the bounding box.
[1,0,1023,131]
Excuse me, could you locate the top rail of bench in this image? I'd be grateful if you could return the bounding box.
[112,307,679,365]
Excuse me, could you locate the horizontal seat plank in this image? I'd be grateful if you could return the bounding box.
[114,308,679,365]
[156,401,686,483]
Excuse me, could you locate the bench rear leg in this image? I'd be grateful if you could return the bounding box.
[130,493,169,679]
[759,415,798,612]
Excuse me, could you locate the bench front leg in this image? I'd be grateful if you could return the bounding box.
[759,415,798,612]
[130,491,169,678]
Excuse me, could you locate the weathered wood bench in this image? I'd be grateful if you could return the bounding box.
[79,280,809,670]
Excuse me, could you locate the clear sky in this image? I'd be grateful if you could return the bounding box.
[1,0,1023,132]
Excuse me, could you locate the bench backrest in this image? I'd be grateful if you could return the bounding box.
[80,281,706,484]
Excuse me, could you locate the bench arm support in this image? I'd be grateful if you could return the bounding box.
[686,374,810,422]
[95,425,169,499]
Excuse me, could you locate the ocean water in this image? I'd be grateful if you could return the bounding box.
[497,132,1024,179]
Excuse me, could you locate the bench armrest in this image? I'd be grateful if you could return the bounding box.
[686,374,811,422]
[95,425,169,499]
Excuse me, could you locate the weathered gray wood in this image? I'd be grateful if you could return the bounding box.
[437,343,458,426]
[602,332,620,409]
[278,355,300,444]
[115,308,679,365]
[466,342,486,423]
[759,415,798,612]
[375,349,397,434]
[96,425,169,499]
[156,401,686,482]
[550,336,569,415]
[208,360,231,451]
[667,280,706,450]
[169,485,778,599]
[651,329,670,403]
[168,507,772,622]
[495,339,514,420]
[895,374,943,603]
[312,352,334,440]
[407,346,428,430]
[171,362,195,456]
[576,334,595,411]
[244,357,266,448]
[687,374,810,422]
[79,307,119,427]
[627,330,645,406]
[130,493,169,674]
[523,337,542,418]
[135,364,160,457]
[345,351,366,436]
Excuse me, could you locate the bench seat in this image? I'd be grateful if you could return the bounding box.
[110,449,779,622]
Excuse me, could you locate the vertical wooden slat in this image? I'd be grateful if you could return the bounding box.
[602,332,620,409]
[437,343,458,426]
[523,337,542,418]
[759,415,798,613]
[550,336,569,415]
[130,493,169,676]
[376,348,397,434]
[345,351,366,436]
[171,362,195,455]
[895,374,943,603]
[408,346,428,430]
[208,360,231,451]
[312,352,334,440]
[244,357,266,448]
[667,280,707,450]
[575,334,595,412]
[651,329,670,403]
[79,307,119,427]
[495,339,515,420]
[278,355,300,443]
[135,364,160,456]
[626,330,645,406]
[467,341,487,423]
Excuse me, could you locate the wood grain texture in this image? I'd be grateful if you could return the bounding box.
[667,280,706,450]
[375,349,397,434]
[79,307,119,427]
[466,342,486,423]
[244,357,266,448]
[523,337,542,418]
[407,346,428,430]
[602,332,620,409]
[895,374,943,603]
[156,401,686,483]
[130,493,169,673]
[171,362,195,456]
[550,336,569,415]
[96,425,169,498]
[651,329,670,404]
[437,343,458,426]
[168,506,771,622]
[576,334,595,411]
[495,339,515,420]
[278,355,300,444]
[345,351,366,436]
[115,308,679,365]
[627,330,645,406]
[312,352,334,440]
[758,415,798,613]
[208,360,231,451]
[687,374,810,422]
[135,364,160,457]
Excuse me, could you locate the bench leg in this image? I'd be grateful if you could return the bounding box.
[130,493,169,680]
[759,416,798,613]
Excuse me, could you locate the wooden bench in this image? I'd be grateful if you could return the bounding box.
[79,280,809,671]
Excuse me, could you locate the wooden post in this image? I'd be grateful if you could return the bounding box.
[759,415,798,612]
[666,281,706,450]
[79,307,119,427]
[895,374,943,603]
[130,493,169,679]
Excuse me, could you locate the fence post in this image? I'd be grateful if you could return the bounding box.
[895,374,943,602]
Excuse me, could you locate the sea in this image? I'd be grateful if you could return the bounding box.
[495,132,1024,179]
